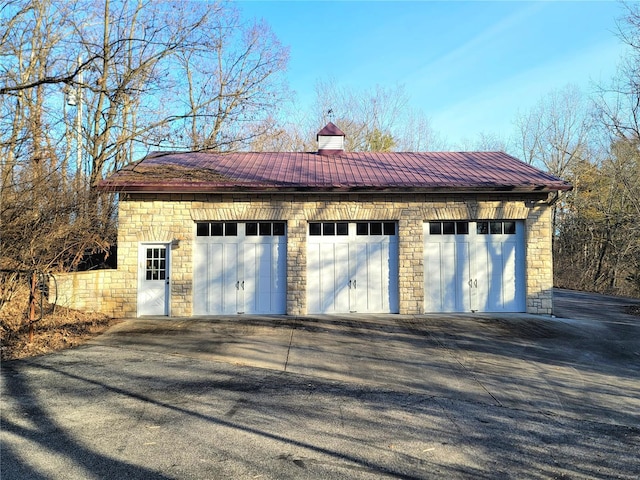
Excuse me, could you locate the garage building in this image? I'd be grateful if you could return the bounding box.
[95,123,571,317]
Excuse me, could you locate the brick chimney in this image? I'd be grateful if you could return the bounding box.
[317,122,345,155]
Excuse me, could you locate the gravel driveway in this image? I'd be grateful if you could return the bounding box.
[2,289,639,479]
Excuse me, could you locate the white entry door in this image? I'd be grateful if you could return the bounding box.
[193,222,286,314]
[307,222,399,314]
[424,221,525,313]
[138,244,170,316]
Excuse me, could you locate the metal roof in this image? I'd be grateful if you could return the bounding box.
[316,122,345,138]
[98,150,572,193]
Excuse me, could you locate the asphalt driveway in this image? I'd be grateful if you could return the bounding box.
[2,289,639,479]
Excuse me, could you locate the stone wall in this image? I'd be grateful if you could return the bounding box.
[524,202,555,314]
[52,269,127,317]
[56,192,555,317]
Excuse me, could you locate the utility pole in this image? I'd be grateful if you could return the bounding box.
[76,55,83,179]
[65,56,84,179]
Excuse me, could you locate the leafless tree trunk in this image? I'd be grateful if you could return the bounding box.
[173,8,290,152]
[1,0,290,279]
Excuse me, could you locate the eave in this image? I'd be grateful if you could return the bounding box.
[98,182,572,195]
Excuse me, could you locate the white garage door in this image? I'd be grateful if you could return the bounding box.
[424,220,525,313]
[193,222,286,314]
[307,222,399,314]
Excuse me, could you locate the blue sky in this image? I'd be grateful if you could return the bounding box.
[238,0,626,147]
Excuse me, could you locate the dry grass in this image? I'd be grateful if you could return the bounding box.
[0,285,117,361]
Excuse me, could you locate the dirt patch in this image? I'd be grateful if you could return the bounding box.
[0,286,117,361]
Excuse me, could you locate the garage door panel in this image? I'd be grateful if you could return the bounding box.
[333,243,351,312]
[307,222,398,314]
[354,242,383,312]
[370,243,386,312]
[194,222,286,315]
[193,243,238,315]
[455,241,472,312]
[474,242,490,311]
[270,242,287,313]
[307,244,322,313]
[476,238,519,311]
[242,242,283,314]
[317,243,350,313]
[425,239,470,313]
[218,243,239,314]
[499,240,518,311]
[193,243,209,315]
[355,241,398,313]
[309,242,351,313]
[241,243,257,314]
[251,242,287,314]
[424,221,525,313]
[252,244,286,313]
[424,242,444,311]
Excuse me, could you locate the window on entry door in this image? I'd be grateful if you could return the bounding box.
[145,248,166,280]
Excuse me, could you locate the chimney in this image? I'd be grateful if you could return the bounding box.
[316,122,345,155]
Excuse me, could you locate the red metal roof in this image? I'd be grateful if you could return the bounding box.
[98,150,572,193]
[316,122,345,138]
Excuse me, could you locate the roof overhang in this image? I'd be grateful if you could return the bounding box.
[98,183,572,195]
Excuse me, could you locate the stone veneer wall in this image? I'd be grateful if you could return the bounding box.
[524,201,555,314]
[54,192,554,317]
[52,269,127,317]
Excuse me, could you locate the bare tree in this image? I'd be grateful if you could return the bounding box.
[0,2,88,96]
[79,0,216,187]
[514,84,593,177]
[596,2,640,140]
[1,0,290,280]
[1,0,75,192]
[267,80,445,152]
[556,2,640,296]
[0,1,108,279]
[395,107,447,151]
[310,80,407,151]
[2,0,290,186]
[512,84,594,245]
[248,115,309,152]
[456,131,507,152]
[243,78,446,153]
[174,8,290,152]
[554,143,640,296]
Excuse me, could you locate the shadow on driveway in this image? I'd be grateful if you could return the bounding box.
[2,290,639,479]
